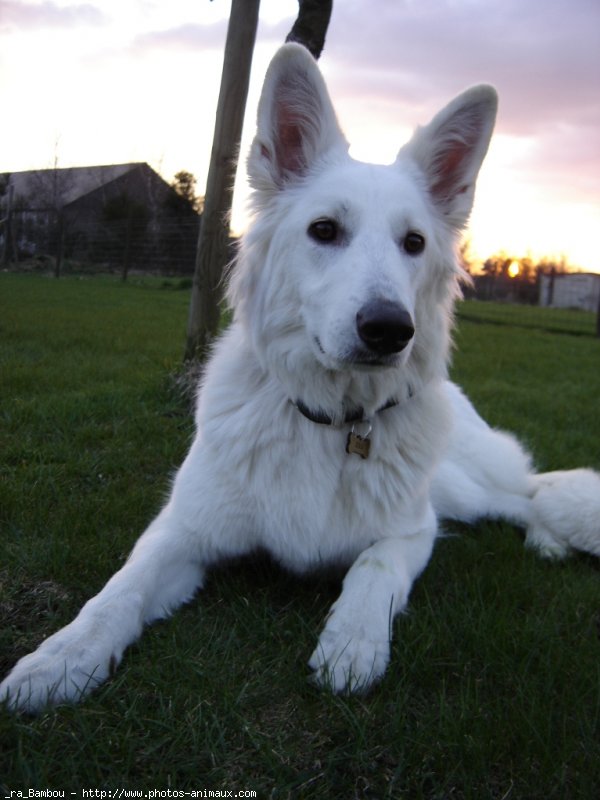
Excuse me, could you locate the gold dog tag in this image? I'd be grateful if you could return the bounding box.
[346,431,371,459]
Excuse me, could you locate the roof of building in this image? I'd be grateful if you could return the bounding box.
[1,163,153,208]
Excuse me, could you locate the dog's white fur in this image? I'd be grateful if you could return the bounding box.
[2,45,599,712]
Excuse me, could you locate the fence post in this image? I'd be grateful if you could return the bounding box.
[122,213,133,282]
[547,266,556,306]
[2,184,14,267]
[54,210,64,278]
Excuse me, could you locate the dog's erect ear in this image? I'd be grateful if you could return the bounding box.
[248,44,348,192]
[400,86,498,229]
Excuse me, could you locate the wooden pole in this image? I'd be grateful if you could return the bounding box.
[184,0,260,363]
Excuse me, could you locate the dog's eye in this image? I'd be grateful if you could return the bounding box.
[403,232,425,255]
[308,218,339,244]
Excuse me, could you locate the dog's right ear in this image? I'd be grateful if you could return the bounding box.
[248,44,348,193]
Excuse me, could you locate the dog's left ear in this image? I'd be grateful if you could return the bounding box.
[400,86,498,229]
[248,43,348,193]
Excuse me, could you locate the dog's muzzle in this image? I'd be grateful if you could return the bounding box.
[356,300,415,355]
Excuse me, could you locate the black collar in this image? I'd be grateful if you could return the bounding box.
[293,396,399,427]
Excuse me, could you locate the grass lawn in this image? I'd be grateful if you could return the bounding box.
[1,274,599,798]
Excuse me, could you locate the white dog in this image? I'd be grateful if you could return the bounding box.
[2,44,599,712]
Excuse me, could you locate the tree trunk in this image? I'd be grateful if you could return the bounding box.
[183,0,260,363]
[285,0,333,59]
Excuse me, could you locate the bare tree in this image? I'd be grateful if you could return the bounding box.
[14,167,75,277]
[0,179,15,267]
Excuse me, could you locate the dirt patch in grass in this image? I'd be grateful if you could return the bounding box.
[0,569,71,672]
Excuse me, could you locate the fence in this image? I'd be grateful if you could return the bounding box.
[466,269,600,336]
[1,209,202,277]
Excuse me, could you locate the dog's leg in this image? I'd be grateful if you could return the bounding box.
[309,508,437,694]
[435,382,600,560]
[0,443,249,713]
[0,504,204,712]
[431,382,536,527]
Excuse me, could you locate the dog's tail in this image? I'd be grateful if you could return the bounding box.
[524,469,600,558]
[433,382,600,559]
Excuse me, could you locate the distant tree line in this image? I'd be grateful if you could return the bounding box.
[461,242,578,304]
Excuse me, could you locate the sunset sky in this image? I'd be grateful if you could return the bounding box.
[1,0,599,272]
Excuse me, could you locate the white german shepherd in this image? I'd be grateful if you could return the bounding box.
[3,44,599,712]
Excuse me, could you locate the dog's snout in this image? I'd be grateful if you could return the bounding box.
[356,300,415,355]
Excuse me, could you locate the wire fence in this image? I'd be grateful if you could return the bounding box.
[464,270,600,336]
[2,210,203,278]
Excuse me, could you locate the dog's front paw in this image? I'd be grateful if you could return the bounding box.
[308,618,390,694]
[0,624,115,713]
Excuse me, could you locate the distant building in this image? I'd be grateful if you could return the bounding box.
[539,272,600,313]
[0,163,200,274]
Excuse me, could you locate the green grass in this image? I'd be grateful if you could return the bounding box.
[1,276,599,798]
[457,299,596,337]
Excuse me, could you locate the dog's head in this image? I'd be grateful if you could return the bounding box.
[228,44,497,415]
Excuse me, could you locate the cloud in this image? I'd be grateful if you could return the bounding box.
[131,15,292,56]
[324,0,600,135]
[516,120,600,202]
[132,20,229,54]
[318,0,600,207]
[0,0,107,31]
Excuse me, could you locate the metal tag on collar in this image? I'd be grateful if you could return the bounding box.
[346,420,372,459]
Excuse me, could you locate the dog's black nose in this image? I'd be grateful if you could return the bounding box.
[356,300,415,355]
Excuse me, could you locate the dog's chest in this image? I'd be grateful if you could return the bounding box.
[243,414,435,568]
[198,345,448,568]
